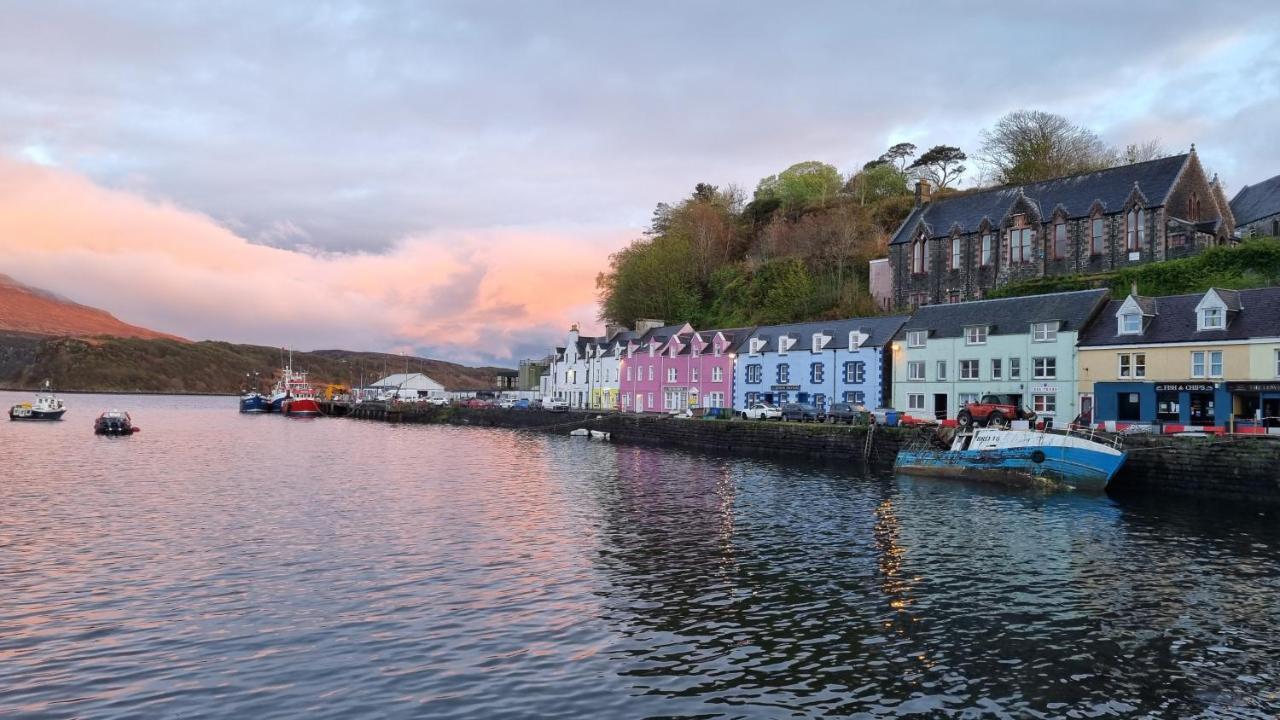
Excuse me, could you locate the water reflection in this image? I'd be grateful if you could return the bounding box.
[1,393,1277,718]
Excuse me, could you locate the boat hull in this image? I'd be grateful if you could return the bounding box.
[282,398,321,417]
[895,445,1126,491]
[9,407,66,421]
[239,394,269,413]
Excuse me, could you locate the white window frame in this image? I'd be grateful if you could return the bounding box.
[936,360,947,381]
[1275,349,1280,378]
[665,367,677,383]
[907,330,927,348]
[907,361,925,381]
[1032,322,1058,342]
[711,366,723,382]
[959,392,979,406]
[991,358,1002,380]
[965,325,988,345]
[1120,313,1142,335]
[1032,393,1057,415]
[907,393,925,411]
[1200,307,1224,331]
[690,366,699,383]
[1009,357,1021,380]
[1118,352,1147,379]
[981,233,993,267]
[1033,356,1057,380]
[960,359,979,380]
[1210,350,1223,378]
[1191,351,1206,378]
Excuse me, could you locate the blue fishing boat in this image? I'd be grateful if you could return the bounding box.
[895,427,1127,491]
[239,392,269,413]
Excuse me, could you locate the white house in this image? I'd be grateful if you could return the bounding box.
[363,372,445,400]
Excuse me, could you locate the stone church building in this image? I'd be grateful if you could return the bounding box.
[888,148,1235,309]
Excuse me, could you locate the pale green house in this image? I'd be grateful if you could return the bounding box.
[890,289,1109,423]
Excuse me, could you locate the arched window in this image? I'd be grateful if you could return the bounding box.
[912,233,928,274]
[1188,191,1201,221]
[1090,213,1104,255]
[1126,206,1145,252]
[950,236,962,270]
[1053,220,1068,260]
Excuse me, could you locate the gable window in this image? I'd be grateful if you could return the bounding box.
[1053,221,1068,260]
[965,326,988,345]
[907,361,925,381]
[1188,191,1201,222]
[1191,350,1223,378]
[1120,313,1142,335]
[777,364,790,384]
[843,361,865,384]
[1008,225,1034,265]
[951,236,962,270]
[1032,322,1058,342]
[1118,353,1146,379]
[1200,307,1224,330]
[1126,207,1145,252]
[1033,357,1056,379]
[906,330,927,348]
[810,362,825,384]
[981,233,993,267]
[960,359,979,380]
[1091,215,1104,255]
[936,360,947,381]
[912,235,928,274]
[746,364,762,384]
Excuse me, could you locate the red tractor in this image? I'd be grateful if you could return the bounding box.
[956,393,1036,428]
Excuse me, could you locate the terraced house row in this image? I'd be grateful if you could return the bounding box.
[542,284,1280,431]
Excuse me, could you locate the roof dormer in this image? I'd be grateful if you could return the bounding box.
[849,330,869,349]
[748,337,766,356]
[1115,293,1156,336]
[811,332,831,353]
[1194,288,1241,332]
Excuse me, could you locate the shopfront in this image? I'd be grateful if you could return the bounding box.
[1093,381,1229,427]
[1226,382,1280,428]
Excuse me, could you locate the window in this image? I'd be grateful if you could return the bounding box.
[908,293,929,309]
[647,392,654,408]
[626,366,633,382]
[947,290,962,304]
[908,361,925,381]
[1032,322,1058,342]
[1118,353,1147,379]
[843,391,866,404]
[1053,221,1068,260]
[912,236,928,274]
[1188,191,1201,222]
[1091,216,1104,255]
[907,330,927,348]
[1191,350,1223,378]
[936,360,947,381]
[777,364,790,384]
[965,326,988,345]
[951,236,962,270]
[1008,225,1035,264]
[647,365,654,381]
[746,364,762,384]
[907,393,926,411]
[1120,313,1142,335]
[981,233,993,266]
[706,392,724,409]
[1276,349,1280,378]
[844,361,865,384]
[959,393,979,406]
[810,362,825,384]
[1009,357,1022,379]
[991,358,1003,380]
[690,367,699,382]
[1201,307,1224,330]
[1033,357,1057,379]
[960,359,980,380]
[711,367,723,382]
[1033,394,1057,415]
[1126,207,1145,251]
[812,334,826,353]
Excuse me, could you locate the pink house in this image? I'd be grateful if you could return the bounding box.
[619,324,752,413]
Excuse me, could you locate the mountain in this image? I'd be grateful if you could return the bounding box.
[0,274,510,393]
[0,273,185,340]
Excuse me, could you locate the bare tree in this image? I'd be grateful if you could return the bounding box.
[979,110,1114,184]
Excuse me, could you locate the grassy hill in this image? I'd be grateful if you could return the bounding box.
[0,335,509,394]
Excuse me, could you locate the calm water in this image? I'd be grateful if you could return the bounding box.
[2,393,1278,718]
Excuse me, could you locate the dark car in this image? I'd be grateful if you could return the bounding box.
[512,399,531,410]
[956,393,1036,428]
[825,402,868,425]
[780,402,821,423]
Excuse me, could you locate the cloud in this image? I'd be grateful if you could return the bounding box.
[0,158,623,364]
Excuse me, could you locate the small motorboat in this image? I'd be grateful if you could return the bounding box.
[239,391,269,413]
[894,426,1126,491]
[94,410,140,436]
[9,381,66,421]
[569,428,610,440]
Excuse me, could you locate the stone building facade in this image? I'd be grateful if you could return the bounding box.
[1231,173,1280,239]
[888,149,1235,309]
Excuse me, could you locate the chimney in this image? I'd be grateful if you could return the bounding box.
[634,318,665,334]
[568,323,579,345]
[1130,282,1139,297]
[604,323,627,340]
[914,178,931,207]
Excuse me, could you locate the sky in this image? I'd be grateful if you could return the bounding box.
[2,1,1280,365]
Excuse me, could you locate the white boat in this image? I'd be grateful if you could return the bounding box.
[895,426,1127,491]
[9,380,67,421]
[569,428,610,440]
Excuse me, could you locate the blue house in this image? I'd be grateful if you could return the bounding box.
[733,316,909,411]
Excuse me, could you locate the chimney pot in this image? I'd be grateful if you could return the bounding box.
[914,179,932,207]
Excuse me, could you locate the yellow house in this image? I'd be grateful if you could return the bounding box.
[1077,288,1280,428]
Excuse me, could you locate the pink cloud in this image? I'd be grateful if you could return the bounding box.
[0,158,628,362]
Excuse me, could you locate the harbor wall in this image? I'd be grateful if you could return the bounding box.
[347,403,1280,504]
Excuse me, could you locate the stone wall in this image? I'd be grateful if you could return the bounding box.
[1110,434,1280,504]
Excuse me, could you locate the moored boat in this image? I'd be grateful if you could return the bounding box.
[9,380,66,421]
[271,352,322,417]
[94,410,140,435]
[239,391,269,413]
[895,426,1126,491]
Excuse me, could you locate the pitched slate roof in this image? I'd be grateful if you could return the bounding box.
[676,327,755,357]
[890,154,1190,245]
[1230,173,1280,226]
[746,316,910,353]
[897,289,1109,340]
[1079,287,1280,346]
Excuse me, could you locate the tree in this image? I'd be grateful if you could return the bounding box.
[1121,140,1167,164]
[596,235,700,325]
[754,161,842,212]
[909,145,967,189]
[979,110,1114,184]
[844,163,909,206]
[878,142,917,172]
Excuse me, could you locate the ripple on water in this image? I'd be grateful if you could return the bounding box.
[1,392,1279,718]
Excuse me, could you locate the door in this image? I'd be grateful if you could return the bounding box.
[1078,393,1094,425]
[1264,398,1280,427]
[1118,392,1142,421]
[933,393,948,420]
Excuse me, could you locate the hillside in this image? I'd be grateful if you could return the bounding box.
[0,335,509,394]
[0,273,185,341]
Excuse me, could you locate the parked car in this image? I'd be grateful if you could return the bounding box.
[463,398,494,409]
[741,403,782,421]
[956,393,1036,428]
[512,399,531,410]
[545,398,570,412]
[826,402,868,425]
[781,402,821,423]
[529,398,544,410]
[425,396,449,406]
[497,398,516,409]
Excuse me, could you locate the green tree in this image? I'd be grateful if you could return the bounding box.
[878,142,917,172]
[754,161,843,212]
[753,258,815,324]
[845,163,909,205]
[909,145,967,189]
[596,235,701,325]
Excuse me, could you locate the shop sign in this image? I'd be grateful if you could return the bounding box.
[771,384,801,391]
[1030,384,1058,393]
[1154,383,1216,393]
[1226,382,1280,393]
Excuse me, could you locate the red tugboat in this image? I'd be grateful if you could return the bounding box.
[278,362,322,417]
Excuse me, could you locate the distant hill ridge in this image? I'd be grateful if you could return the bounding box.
[0,273,185,341]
